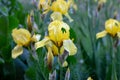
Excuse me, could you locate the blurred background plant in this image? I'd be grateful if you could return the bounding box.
[0,0,120,80]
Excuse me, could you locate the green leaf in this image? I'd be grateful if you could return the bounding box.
[25,67,37,80]
[105,64,112,80]
[9,16,19,32]
[0,57,5,64]
[67,56,77,65]
[69,28,77,42]
[0,45,12,61]
[0,16,8,49]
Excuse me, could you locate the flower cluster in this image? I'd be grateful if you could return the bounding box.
[35,0,77,69]
[38,0,77,22]
[11,0,77,79]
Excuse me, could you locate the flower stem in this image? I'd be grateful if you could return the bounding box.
[111,38,118,80]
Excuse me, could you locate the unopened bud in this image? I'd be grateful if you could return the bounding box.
[49,70,56,80]
[62,61,68,67]
[65,68,70,80]
[27,11,34,32]
[47,47,54,70]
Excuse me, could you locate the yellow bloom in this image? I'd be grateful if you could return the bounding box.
[96,19,120,39]
[51,0,73,22]
[35,20,77,56]
[12,28,31,46]
[48,20,70,47]
[38,0,51,14]
[12,28,40,59]
[105,19,120,36]
[51,0,68,15]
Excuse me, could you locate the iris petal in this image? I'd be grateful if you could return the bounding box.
[12,45,23,59]
[63,39,77,56]
[35,37,50,49]
[96,30,107,39]
[64,13,73,22]
[51,12,63,21]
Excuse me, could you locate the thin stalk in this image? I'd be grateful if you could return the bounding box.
[60,65,63,80]
[111,38,118,80]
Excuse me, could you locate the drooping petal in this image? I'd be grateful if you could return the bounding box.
[63,39,77,56]
[64,13,73,22]
[51,12,63,21]
[35,37,50,49]
[96,30,107,39]
[12,45,23,59]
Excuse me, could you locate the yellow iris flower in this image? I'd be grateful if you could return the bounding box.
[50,0,73,22]
[12,28,41,59]
[96,19,120,39]
[38,0,74,22]
[48,20,70,47]
[35,20,77,56]
[38,0,51,14]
